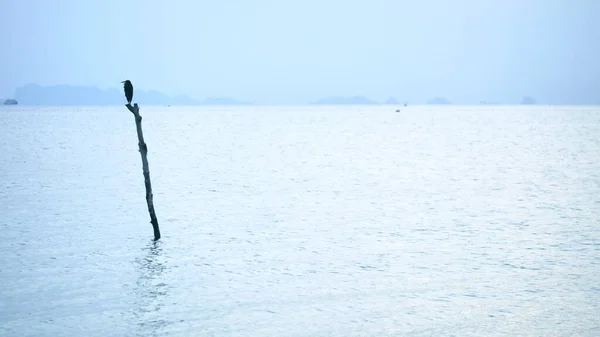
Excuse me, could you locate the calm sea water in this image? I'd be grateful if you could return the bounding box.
[0,105,599,336]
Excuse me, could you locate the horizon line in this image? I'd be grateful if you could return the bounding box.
[4,103,600,108]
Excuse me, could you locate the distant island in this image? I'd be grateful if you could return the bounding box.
[311,96,379,105]
[3,98,18,105]
[383,97,399,105]
[427,97,451,105]
[202,97,252,105]
[12,84,252,106]
[521,96,536,105]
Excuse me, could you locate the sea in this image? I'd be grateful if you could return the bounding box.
[0,105,599,336]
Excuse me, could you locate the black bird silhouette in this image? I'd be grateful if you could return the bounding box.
[122,80,133,104]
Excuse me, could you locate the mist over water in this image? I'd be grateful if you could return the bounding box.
[1,105,599,336]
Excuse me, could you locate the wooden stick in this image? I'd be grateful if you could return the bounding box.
[125,103,161,240]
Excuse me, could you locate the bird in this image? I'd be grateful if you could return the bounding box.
[121,80,134,104]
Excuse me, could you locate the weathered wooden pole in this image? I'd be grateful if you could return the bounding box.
[124,95,161,240]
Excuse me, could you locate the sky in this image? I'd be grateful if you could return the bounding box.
[1,0,599,104]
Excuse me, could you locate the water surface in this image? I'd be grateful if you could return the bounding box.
[1,105,599,336]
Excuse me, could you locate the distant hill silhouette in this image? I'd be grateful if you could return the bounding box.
[202,97,252,105]
[311,96,378,105]
[13,84,251,106]
[427,97,451,104]
[521,96,536,105]
[383,97,399,105]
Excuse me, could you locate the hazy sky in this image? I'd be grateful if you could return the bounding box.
[1,0,599,104]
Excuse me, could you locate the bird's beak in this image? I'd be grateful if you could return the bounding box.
[121,81,125,83]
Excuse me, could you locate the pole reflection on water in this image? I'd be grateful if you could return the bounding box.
[133,240,170,336]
